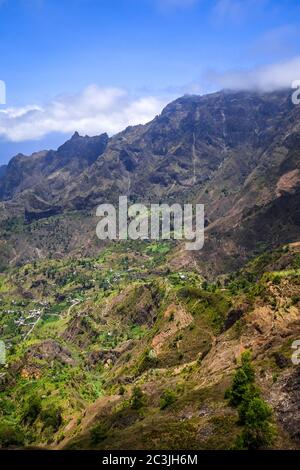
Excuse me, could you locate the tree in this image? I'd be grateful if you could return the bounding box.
[226,350,255,407]
[90,422,108,444]
[41,405,63,432]
[226,351,276,449]
[130,386,145,410]
[21,395,42,425]
[236,397,276,450]
[160,389,177,410]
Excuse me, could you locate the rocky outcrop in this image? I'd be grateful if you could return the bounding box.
[271,367,300,442]
[26,339,76,366]
[88,340,134,368]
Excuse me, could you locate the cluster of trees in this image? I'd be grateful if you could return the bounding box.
[22,395,63,432]
[226,351,276,449]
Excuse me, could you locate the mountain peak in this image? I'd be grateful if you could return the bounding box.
[71,131,80,139]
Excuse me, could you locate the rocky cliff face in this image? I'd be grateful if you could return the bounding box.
[0,131,108,201]
[0,89,300,272]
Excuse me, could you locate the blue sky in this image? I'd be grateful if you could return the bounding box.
[1,0,300,163]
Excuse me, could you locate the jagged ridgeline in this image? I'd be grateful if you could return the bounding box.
[0,89,300,449]
[1,89,300,273]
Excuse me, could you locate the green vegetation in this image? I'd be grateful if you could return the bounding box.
[90,422,109,444]
[21,395,42,425]
[40,406,63,432]
[0,421,25,448]
[226,351,276,449]
[236,397,275,450]
[226,351,256,407]
[178,287,230,332]
[0,244,298,449]
[130,387,146,410]
[160,389,177,410]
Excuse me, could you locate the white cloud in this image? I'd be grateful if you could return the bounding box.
[205,56,300,92]
[0,85,168,142]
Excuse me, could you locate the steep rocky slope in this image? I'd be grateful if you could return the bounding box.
[1,89,300,273]
[0,131,108,220]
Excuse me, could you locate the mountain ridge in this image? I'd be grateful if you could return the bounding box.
[0,88,300,274]
[1,89,300,450]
